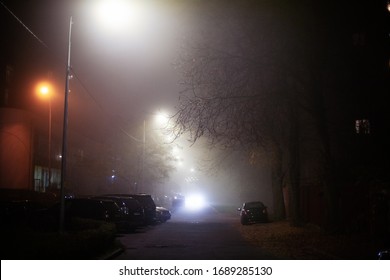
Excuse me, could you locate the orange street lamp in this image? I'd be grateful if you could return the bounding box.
[37,83,53,192]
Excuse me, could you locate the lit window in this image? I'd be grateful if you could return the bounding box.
[355,119,370,134]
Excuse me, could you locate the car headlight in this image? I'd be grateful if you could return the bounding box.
[185,194,206,210]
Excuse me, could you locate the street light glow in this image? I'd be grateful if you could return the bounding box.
[36,82,53,99]
[94,0,148,33]
[155,111,169,126]
[40,86,49,94]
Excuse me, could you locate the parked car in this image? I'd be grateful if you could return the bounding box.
[238,201,268,225]
[42,198,127,231]
[156,206,171,222]
[92,195,145,229]
[107,194,157,225]
[88,198,128,229]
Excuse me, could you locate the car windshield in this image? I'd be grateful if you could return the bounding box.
[131,195,156,208]
[122,198,142,210]
[100,201,120,213]
[245,202,265,209]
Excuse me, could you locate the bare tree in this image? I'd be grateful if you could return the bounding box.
[172,0,297,221]
[172,0,345,228]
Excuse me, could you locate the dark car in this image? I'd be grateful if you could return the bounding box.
[42,198,127,231]
[92,195,145,229]
[107,194,157,225]
[89,198,126,222]
[238,201,268,225]
[156,206,171,222]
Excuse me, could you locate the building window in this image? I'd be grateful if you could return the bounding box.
[355,119,370,134]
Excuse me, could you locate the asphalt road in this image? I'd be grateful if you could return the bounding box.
[115,206,276,260]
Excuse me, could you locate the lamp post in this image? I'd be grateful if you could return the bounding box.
[38,85,52,191]
[59,16,73,233]
[57,0,145,231]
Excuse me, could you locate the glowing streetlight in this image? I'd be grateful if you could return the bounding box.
[155,111,169,126]
[39,86,49,95]
[93,0,149,34]
[37,82,53,192]
[36,82,53,98]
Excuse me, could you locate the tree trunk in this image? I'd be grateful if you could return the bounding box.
[311,76,340,233]
[288,101,303,227]
[270,144,286,221]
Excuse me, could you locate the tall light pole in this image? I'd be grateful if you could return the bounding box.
[38,85,52,191]
[59,16,73,233]
[57,0,146,231]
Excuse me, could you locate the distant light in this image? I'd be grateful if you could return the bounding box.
[155,111,169,126]
[185,194,206,211]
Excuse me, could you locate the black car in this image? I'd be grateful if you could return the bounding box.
[156,206,171,223]
[92,195,145,229]
[106,194,157,225]
[42,198,127,230]
[238,201,268,225]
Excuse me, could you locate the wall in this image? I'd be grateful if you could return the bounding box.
[0,108,33,190]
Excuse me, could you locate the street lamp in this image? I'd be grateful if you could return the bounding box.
[37,83,52,191]
[123,112,169,193]
[59,0,148,232]
[59,16,73,233]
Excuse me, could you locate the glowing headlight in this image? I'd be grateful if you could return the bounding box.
[185,194,206,210]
